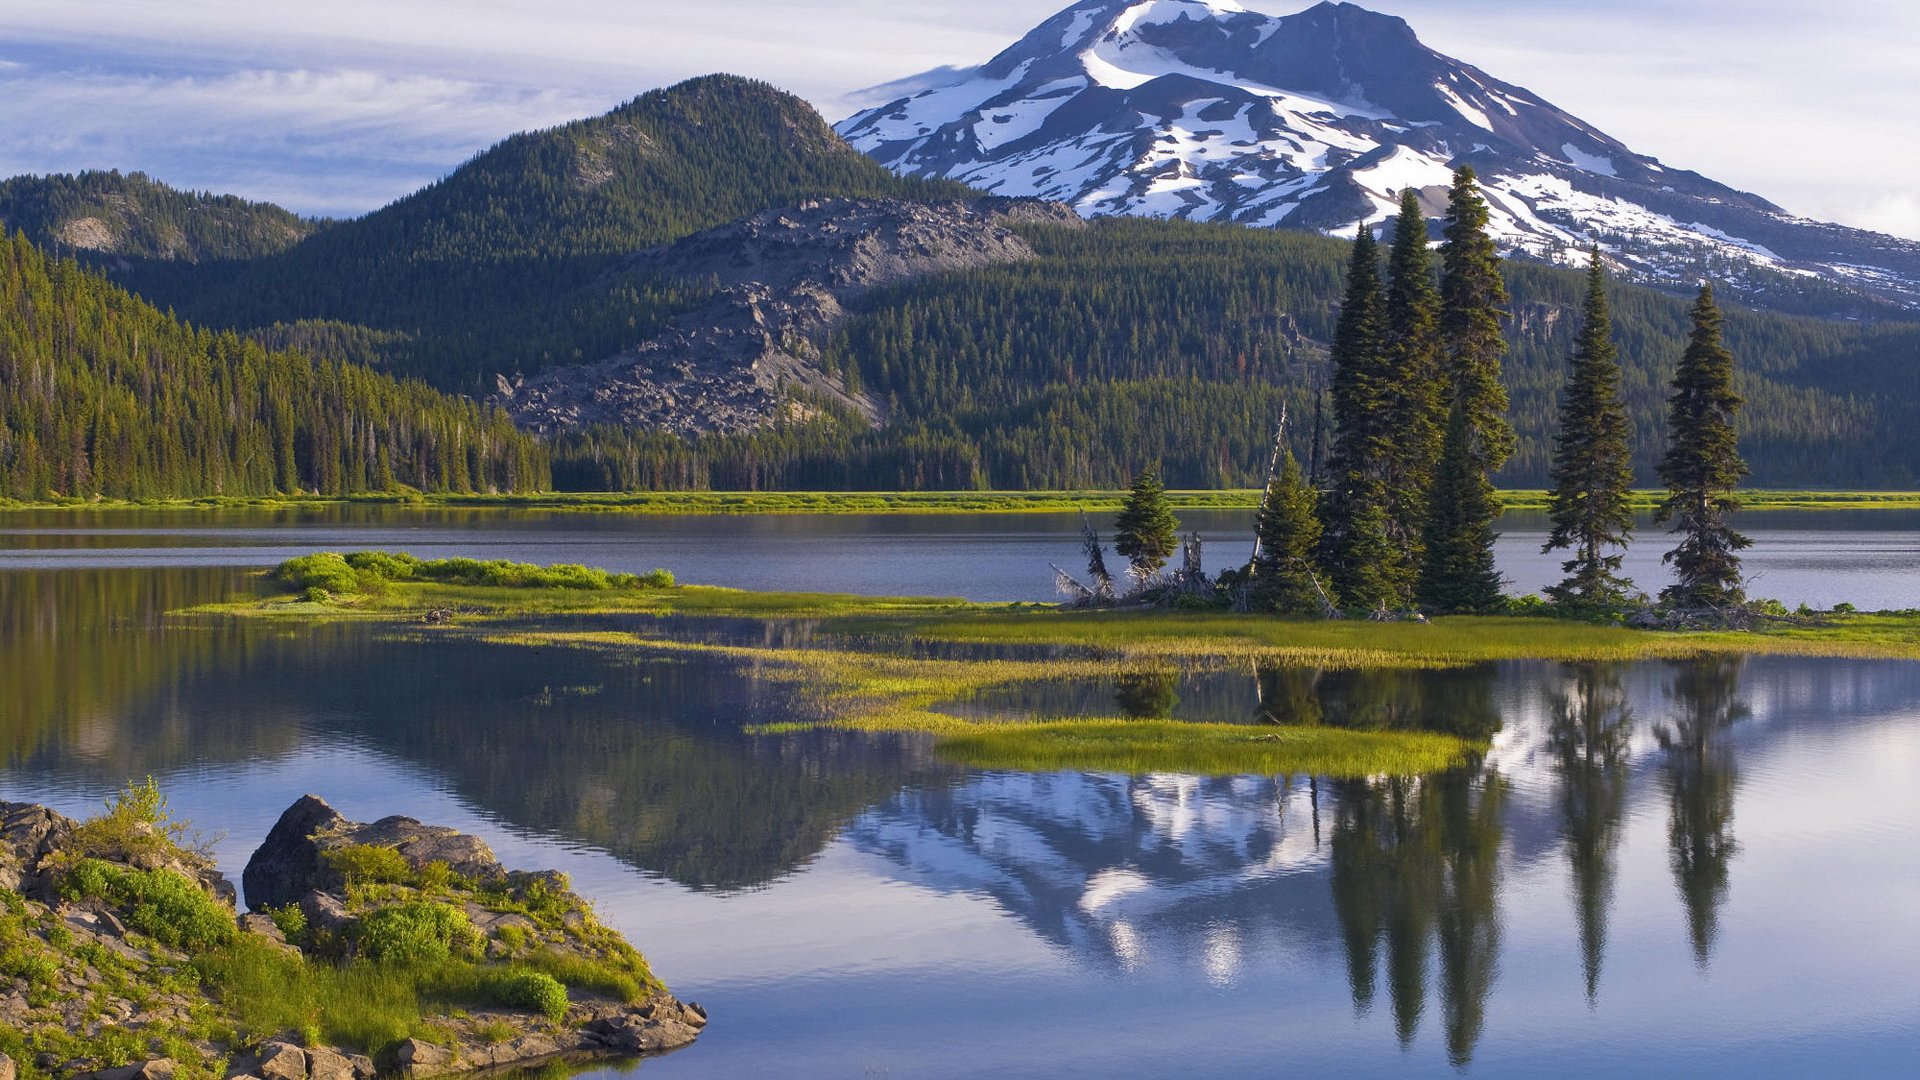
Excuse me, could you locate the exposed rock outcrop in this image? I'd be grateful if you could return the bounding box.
[496,196,1082,435]
[0,800,78,900]
[242,795,503,910]
[2,795,703,1080]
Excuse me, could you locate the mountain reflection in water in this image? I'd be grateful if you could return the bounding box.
[5,567,1920,1075]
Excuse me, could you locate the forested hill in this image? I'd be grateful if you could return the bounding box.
[549,217,1920,492]
[0,233,546,500]
[23,73,1920,493]
[0,170,327,263]
[125,75,972,390]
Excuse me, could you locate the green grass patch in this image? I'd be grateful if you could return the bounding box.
[59,859,234,952]
[193,937,614,1055]
[934,719,1473,777]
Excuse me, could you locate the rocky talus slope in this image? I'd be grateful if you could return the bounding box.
[495,195,1081,435]
[0,795,703,1080]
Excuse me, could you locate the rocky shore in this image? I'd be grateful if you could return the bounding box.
[0,793,703,1080]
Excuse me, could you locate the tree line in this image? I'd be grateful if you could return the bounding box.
[0,233,547,501]
[1090,170,1752,615]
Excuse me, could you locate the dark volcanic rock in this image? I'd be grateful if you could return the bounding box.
[496,196,1082,435]
[242,794,505,910]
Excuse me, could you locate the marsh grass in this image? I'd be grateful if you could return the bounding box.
[194,559,1920,777]
[933,720,1472,776]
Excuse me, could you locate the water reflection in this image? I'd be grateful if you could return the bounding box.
[1331,767,1508,1064]
[1659,657,1748,966]
[9,566,1920,1075]
[1547,663,1633,1003]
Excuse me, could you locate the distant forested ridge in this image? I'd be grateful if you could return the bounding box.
[126,74,971,391]
[0,170,328,263]
[0,233,546,500]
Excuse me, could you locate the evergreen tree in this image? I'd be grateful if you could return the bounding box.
[1544,250,1637,608]
[1319,225,1400,607]
[1114,464,1179,576]
[1419,406,1505,612]
[1380,189,1445,584]
[1251,452,1326,614]
[1418,167,1514,613]
[1656,284,1750,609]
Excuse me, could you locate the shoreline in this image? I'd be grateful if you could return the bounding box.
[9,488,1920,516]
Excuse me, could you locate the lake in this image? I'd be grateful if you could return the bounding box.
[4,504,1920,607]
[3,514,1920,1077]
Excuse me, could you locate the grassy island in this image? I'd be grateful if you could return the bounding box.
[177,552,1920,779]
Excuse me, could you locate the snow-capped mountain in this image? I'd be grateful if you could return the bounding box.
[837,0,1920,306]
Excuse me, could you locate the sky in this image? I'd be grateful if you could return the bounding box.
[0,0,1914,240]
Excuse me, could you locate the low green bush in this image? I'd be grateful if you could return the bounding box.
[323,844,414,887]
[266,904,309,944]
[487,970,568,1023]
[61,858,234,951]
[272,551,675,595]
[356,902,475,965]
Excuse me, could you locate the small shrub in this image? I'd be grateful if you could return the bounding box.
[635,569,674,588]
[267,904,309,944]
[324,844,414,887]
[356,902,475,966]
[63,776,203,866]
[301,586,331,604]
[274,553,364,595]
[343,550,423,580]
[61,858,234,951]
[487,970,568,1023]
[495,925,528,953]
[0,945,60,987]
[413,861,453,892]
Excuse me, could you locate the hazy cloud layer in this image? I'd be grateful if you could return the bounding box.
[1,0,1913,238]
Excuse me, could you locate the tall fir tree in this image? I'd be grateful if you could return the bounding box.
[1418,167,1514,613]
[1380,188,1445,589]
[1114,463,1180,577]
[1319,225,1400,608]
[1251,452,1327,614]
[1543,250,1637,608]
[1656,284,1750,609]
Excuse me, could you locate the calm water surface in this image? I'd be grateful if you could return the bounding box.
[3,548,1920,1076]
[3,505,1920,607]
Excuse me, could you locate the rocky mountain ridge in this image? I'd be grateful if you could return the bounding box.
[496,196,1081,435]
[837,0,1920,309]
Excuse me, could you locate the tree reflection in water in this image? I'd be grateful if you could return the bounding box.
[1548,662,1634,1004]
[1310,660,1508,1064]
[1113,670,1180,719]
[1658,656,1748,966]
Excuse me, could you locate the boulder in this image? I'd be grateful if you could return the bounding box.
[253,1042,306,1080]
[243,796,505,911]
[392,1038,455,1079]
[0,1049,15,1080]
[0,801,77,901]
[241,796,345,911]
[304,1047,374,1080]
